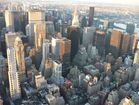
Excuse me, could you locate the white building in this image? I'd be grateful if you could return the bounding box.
[51,61,64,85]
[7,47,21,100]
[39,39,50,74]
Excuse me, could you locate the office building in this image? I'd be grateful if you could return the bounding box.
[73,46,88,67]
[44,58,53,79]
[14,36,26,75]
[120,33,130,55]
[67,9,82,61]
[51,60,64,85]
[5,32,19,47]
[110,29,122,58]
[39,39,50,74]
[26,23,35,46]
[5,10,14,32]
[5,10,27,33]
[88,7,94,26]
[133,41,139,65]
[52,37,71,75]
[34,22,46,50]
[126,23,135,35]
[35,73,47,89]
[95,30,106,56]
[28,9,45,24]
[7,47,21,100]
[52,37,71,61]
[0,12,5,32]
[130,32,137,53]
[82,27,96,47]
[46,21,55,39]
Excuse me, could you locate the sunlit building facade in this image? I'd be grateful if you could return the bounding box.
[7,47,21,100]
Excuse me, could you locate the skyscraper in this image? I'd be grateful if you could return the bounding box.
[34,22,46,51]
[120,33,130,55]
[88,7,94,27]
[5,10,27,33]
[67,9,82,62]
[52,37,71,62]
[46,21,55,39]
[126,23,135,35]
[14,37,26,75]
[52,60,64,85]
[133,41,139,65]
[5,10,14,32]
[5,32,19,47]
[28,9,45,24]
[82,27,96,48]
[39,39,50,74]
[26,23,35,46]
[110,29,122,58]
[52,37,71,76]
[7,47,21,100]
[95,30,106,56]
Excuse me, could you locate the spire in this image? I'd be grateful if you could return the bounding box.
[72,7,79,27]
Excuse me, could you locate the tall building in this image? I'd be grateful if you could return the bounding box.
[46,21,55,39]
[7,47,21,100]
[14,37,26,75]
[134,41,139,65]
[5,32,19,47]
[130,32,137,53]
[39,39,50,74]
[5,10,14,32]
[95,30,106,56]
[82,27,96,48]
[120,33,130,55]
[52,60,64,85]
[34,22,46,50]
[26,23,35,46]
[67,9,82,62]
[72,8,79,27]
[110,29,122,58]
[126,23,135,35]
[5,10,27,33]
[52,37,71,60]
[28,9,45,24]
[52,37,71,76]
[88,7,94,26]
[0,12,5,32]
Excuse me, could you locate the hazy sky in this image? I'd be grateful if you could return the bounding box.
[71,0,139,5]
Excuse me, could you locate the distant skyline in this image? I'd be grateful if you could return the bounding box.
[0,0,139,6]
[72,0,139,5]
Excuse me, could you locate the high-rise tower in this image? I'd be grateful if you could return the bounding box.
[7,47,21,100]
[67,9,82,62]
[134,41,139,65]
[110,29,122,58]
[88,7,95,26]
[39,39,50,75]
[34,22,46,51]
[14,37,25,75]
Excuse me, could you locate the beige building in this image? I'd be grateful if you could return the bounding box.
[14,37,25,75]
[28,10,45,24]
[34,22,46,50]
[134,41,139,65]
[7,47,21,100]
[5,10,14,32]
[5,32,19,47]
